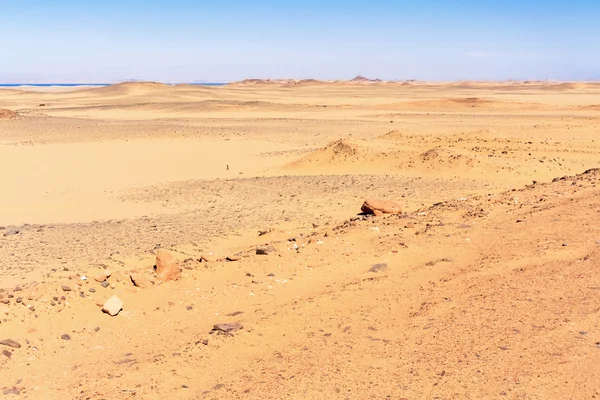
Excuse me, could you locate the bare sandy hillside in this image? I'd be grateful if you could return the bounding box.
[1,82,599,399]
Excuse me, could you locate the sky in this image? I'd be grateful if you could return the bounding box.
[1,0,599,83]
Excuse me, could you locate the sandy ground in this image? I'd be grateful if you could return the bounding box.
[0,81,599,399]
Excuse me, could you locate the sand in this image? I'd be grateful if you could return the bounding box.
[0,81,599,399]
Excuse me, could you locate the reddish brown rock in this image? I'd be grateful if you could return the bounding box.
[361,198,402,216]
[0,109,17,120]
[93,271,110,282]
[156,249,181,281]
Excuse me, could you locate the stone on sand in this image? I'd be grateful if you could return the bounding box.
[102,295,123,316]
[0,339,21,349]
[156,249,181,281]
[369,263,388,273]
[93,271,111,282]
[212,322,243,333]
[256,244,276,255]
[361,198,402,216]
[130,272,154,288]
[3,228,20,236]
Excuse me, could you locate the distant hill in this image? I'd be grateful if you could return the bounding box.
[350,75,381,82]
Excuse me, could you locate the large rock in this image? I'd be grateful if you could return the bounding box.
[156,249,181,281]
[102,295,123,316]
[361,198,402,216]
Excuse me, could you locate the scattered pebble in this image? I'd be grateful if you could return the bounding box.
[61,285,72,292]
[61,334,71,340]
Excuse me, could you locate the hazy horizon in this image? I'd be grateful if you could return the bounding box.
[2,0,599,83]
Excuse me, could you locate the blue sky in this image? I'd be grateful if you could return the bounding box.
[1,0,599,82]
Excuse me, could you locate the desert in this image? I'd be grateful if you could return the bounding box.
[1,79,600,399]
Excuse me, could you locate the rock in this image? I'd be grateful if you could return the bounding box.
[61,285,72,292]
[155,249,181,281]
[100,281,110,288]
[226,253,244,261]
[361,198,402,216]
[93,272,109,282]
[0,339,21,348]
[256,244,276,255]
[112,271,126,283]
[2,349,11,358]
[3,387,20,395]
[369,263,388,273]
[212,322,243,333]
[3,228,20,237]
[226,311,244,317]
[14,285,22,291]
[102,295,123,316]
[130,272,153,288]
[200,253,218,262]
[61,334,71,340]
[89,288,96,293]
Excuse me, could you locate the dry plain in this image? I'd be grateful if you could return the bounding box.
[0,80,600,399]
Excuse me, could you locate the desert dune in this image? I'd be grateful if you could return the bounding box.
[1,80,599,399]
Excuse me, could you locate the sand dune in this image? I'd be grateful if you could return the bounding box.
[1,82,600,399]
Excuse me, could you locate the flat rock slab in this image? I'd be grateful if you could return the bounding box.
[369,263,388,273]
[0,339,21,348]
[212,322,243,333]
[102,295,124,316]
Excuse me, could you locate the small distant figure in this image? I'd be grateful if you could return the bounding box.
[226,164,229,170]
